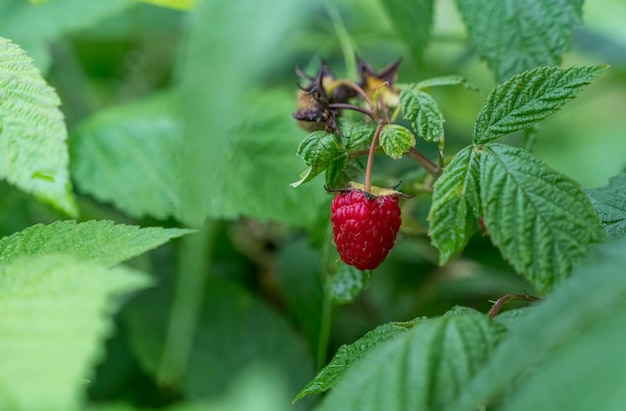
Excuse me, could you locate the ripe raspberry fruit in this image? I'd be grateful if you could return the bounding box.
[330,188,402,270]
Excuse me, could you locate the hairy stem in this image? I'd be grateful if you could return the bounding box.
[364,121,385,193]
[406,147,443,177]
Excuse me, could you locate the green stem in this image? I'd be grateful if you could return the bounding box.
[157,219,219,385]
[324,0,357,79]
[488,293,541,319]
[364,121,385,193]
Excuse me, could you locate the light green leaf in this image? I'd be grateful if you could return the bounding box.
[317,311,505,411]
[479,143,605,293]
[415,75,479,91]
[139,0,196,10]
[292,131,343,187]
[450,237,626,411]
[584,174,626,239]
[0,255,150,411]
[0,220,194,266]
[379,124,416,159]
[295,318,420,402]
[455,0,584,81]
[327,261,371,305]
[0,37,77,216]
[71,96,182,220]
[474,65,608,144]
[177,0,315,226]
[401,89,444,142]
[428,146,481,264]
[380,0,434,63]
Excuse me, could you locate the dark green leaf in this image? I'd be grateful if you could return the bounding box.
[0,255,149,411]
[339,119,376,150]
[450,237,626,411]
[456,0,584,81]
[479,143,605,293]
[0,37,77,215]
[400,89,444,142]
[327,261,371,305]
[0,220,193,266]
[416,75,479,91]
[379,124,416,159]
[325,153,349,189]
[584,174,626,239]
[71,96,182,220]
[380,0,434,63]
[474,65,608,144]
[316,312,505,411]
[295,318,419,401]
[292,131,343,187]
[428,146,480,264]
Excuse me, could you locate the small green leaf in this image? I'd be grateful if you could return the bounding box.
[584,174,626,240]
[450,237,626,411]
[400,89,445,142]
[340,120,376,150]
[325,153,349,189]
[71,96,182,220]
[379,124,416,159]
[428,146,481,264]
[0,37,77,215]
[0,255,150,411]
[474,65,608,144]
[316,311,505,411]
[380,0,434,63]
[0,220,194,266]
[291,131,342,187]
[295,318,420,402]
[479,143,605,293]
[455,0,584,81]
[327,261,371,305]
[415,75,479,91]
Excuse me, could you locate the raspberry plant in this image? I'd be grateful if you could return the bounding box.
[1,1,626,411]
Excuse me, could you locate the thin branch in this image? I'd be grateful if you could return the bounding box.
[488,293,541,319]
[406,148,442,177]
[329,103,375,120]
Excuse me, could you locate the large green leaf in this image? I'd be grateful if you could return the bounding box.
[71,96,182,220]
[316,310,505,411]
[450,237,626,411]
[0,37,77,216]
[177,0,320,227]
[428,145,480,264]
[584,174,626,240]
[295,318,419,402]
[474,65,608,144]
[0,255,150,411]
[0,0,134,71]
[380,0,434,63]
[479,143,605,293]
[455,0,584,81]
[0,220,193,266]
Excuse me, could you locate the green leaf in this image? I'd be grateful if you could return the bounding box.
[139,0,195,10]
[584,174,626,239]
[316,311,505,411]
[415,75,479,91]
[450,237,626,411]
[325,153,349,189]
[295,318,420,402]
[455,0,584,81]
[292,131,342,187]
[0,220,194,266]
[0,255,150,411]
[327,261,371,305]
[340,120,376,150]
[400,89,445,142]
[479,143,605,293]
[379,124,416,159]
[380,0,434,63]
[0,37,77,216]
[428,146,480,264]
[71,96,182,220]
[474,65,608,144]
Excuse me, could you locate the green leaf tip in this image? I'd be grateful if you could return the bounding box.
[0,37,77,216]
[474,65,608,144]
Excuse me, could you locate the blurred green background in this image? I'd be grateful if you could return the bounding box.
[1,0,625,409]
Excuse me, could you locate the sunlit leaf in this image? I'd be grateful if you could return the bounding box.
[379,124,416,159]
[400,89,444,142]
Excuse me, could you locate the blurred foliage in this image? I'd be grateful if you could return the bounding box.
[0,0,625,410]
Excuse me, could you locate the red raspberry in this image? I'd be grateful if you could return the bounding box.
[330,190,402,270]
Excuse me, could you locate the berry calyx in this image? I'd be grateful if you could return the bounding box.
[330,185,405,271]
